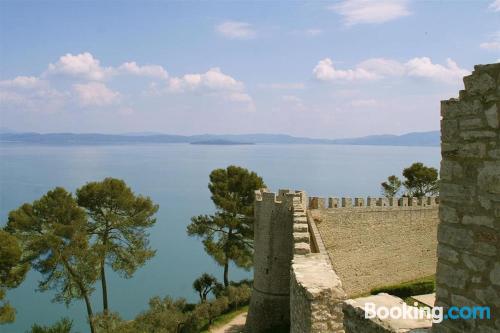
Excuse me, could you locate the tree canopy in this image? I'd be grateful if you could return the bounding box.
[403,162,439,197]
[192,273,222,302]
[5,188,98,333]
[76,177,158,313]
[381,175,402,198]
[188,166,264,286]
[0,230,28,324]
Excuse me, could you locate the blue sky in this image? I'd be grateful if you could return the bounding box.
[0,0,499,138]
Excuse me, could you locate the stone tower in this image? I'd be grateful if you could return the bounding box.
[434,63,500,332]
[245,189,306,333]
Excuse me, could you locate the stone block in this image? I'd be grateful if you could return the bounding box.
[485,104,499,128]
[436,263,469,289]
[342,197,352,208]
[437,225,474,249]
[328,197,340,208]
[354,197,364,207]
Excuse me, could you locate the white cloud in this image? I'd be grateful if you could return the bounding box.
[358,58,406,77]
[260,82,305,90]
[480,41,500,50]
[480,32,500,51]
[304,28,323,37]
[216,21,256,39]
[281,95,306,111]
[168,67,244,92]
[330,0,411,26]
[313,58,379,81]
[0,77,66,112]
[167,67,253,106]
[313,57,469,84]
[118,62,169,80]
[404,57,470,83]
[282,95,302,103]
[350,99,378,108]
[489,0,500,11]
[73,82,120,106]
[45,52,114,81]
[227,92,252,102]
[0,76,45,89]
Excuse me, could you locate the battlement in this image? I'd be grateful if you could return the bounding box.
[255,188,306,206]
[309,195,439,209]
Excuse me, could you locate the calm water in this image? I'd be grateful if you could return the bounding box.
[0,143,440,332]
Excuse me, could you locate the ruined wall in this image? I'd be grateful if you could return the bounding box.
[311,197,439,296]
[434,63,500,332]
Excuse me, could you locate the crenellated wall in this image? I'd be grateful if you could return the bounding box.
[290,199,346,333]
[310,196,438,209]
[245,62,500,333]
[310,197,439,297]
[245,189,347,333]
[245,189,304,333]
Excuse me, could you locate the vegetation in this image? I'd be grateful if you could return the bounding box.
[2,179,159,333]
[2,169,257,332]
[382,162,439,198]
[28,318,73,333]
[193,273,222,303]
[381,175,402,198]
[0,230,28,323]
[370,275,435,299]
[89,281,252,333]
[76,177,158,314]
[6,188,99,333]
[403,162,439,197]
[187,166,265,286]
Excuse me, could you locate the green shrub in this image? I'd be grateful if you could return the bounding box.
[27,318,73,333]
[370,276,435,299]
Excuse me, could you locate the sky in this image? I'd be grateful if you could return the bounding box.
[0,0,499,138]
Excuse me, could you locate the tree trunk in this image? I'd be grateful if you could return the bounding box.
[101,261,109,313]
[63,260,96,333]
[223,260,229,287]
[83,293,96,333]
[223,228,232,287]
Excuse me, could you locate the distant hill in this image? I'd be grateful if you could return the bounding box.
[330,131,440,147]
[190,139,254,145]
[0,131,440,147]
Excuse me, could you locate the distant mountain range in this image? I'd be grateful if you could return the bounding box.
[0,130,440,147]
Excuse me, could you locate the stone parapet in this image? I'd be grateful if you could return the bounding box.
[309,196,438,209]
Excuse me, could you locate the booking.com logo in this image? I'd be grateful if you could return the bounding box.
[365,302,491,323]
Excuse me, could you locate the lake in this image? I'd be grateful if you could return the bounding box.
[0,143,440,332]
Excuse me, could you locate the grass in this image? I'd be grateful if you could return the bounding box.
[200,305,249,333]
[370,275,436,300]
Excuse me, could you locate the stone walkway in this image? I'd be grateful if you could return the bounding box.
[210,312,247,333]
[412,293,435,307]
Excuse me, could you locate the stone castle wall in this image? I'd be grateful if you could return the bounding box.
[434,63,500,332]
[290,201,346,333]
[245,189,300,333]
[310,197,439,296]
[246,189,347,333]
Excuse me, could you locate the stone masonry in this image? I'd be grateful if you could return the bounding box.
[245,189,346,333]
[310,196,439,296]
[245,63,500,333]
[434,63,500,332]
